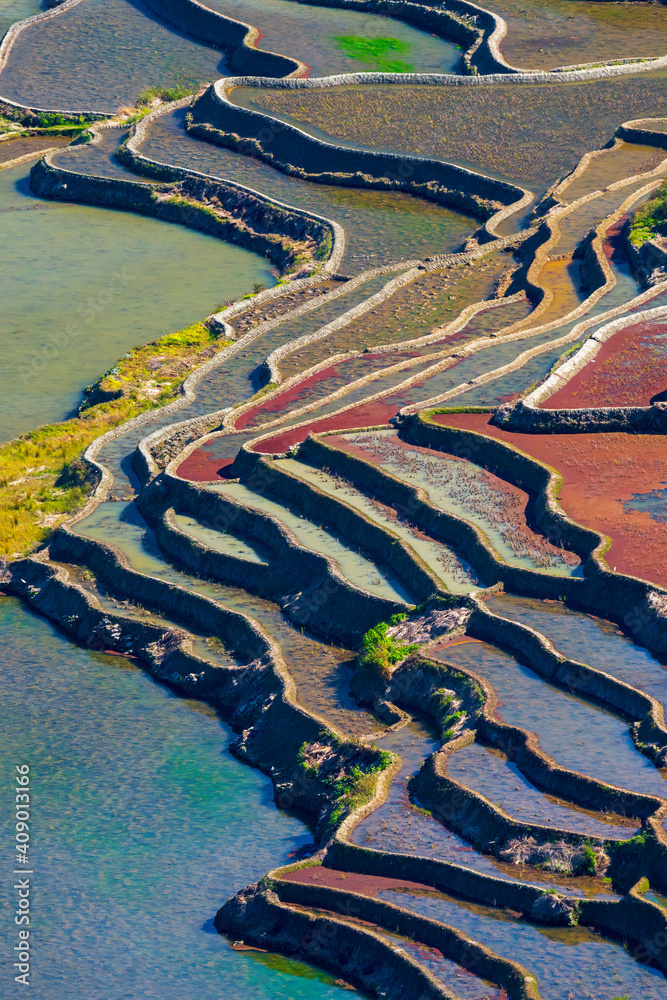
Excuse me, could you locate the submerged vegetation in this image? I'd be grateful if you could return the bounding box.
[333,35,414,73]
[136,84,198,107]
[0,322,229,560]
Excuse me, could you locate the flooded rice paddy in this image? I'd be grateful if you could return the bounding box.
[276,457,481,593]
[333,429,582,576]
[0,0,226,112]
[136,107,477,274]
[487,592,667,720]
[351,718,616,897]
[380,884,667,1000]
[489,0,667,72]
[236,73,667,193]
[448,740,637,841]
[431,638,667,801]
[74,500,378,735]
[207,479,414,603]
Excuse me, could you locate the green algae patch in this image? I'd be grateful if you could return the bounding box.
[0,322,230,560]
[333,35,414,73]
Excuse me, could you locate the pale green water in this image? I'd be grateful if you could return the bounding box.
[0,0,38,39]
[277,457,480,594]
[0,163,271,442]
[0,0,226,112]
[0,594,355,998]
[203,0,461,77]
[208,478,413,603]
[173,511,270,564]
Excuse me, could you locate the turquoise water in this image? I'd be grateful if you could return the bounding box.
[0,162,271,442]
[0,594,355,999]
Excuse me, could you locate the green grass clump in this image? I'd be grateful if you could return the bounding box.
[326,755,394,830]
[0,322,228,560]
[578,842,598,876]
[334,35,414,73]
[630,181,667,247]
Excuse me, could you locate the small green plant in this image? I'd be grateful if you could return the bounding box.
[358,619,419,683]
[579,843,598,876]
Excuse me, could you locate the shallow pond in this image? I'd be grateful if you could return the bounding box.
[431,638,667,802]
[489,0,667,72]
[0,594,356,999]
[203,0,461,76]
[137,107,477,274]
[276,456,481,594]
[333,430,582,577]
[487,593,667,720]
[0,162,271,442]
[448,740,636,841]
[352,718,613,897]
[208,479,413,603]
[0,0,39,38]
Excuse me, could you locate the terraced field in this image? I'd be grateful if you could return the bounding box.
[2,0,667,997]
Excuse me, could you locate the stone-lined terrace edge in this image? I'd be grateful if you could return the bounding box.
[118,97,345,270]
[135,478,410,646]
[494,305,667,433]
[1,543,397,843]
[270,0,667,77]
[140,0,305,79]
[179,171,664,450]
[35,116,342,275]
[293,429,667,756]
[192,77,532,225]
[0,0,300,117]
[396,410,667,657]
